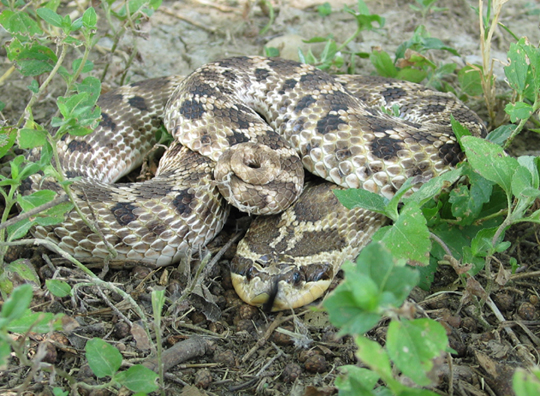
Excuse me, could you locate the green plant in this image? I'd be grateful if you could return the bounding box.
[0,1,167,393]
[409,0,448,20]
[513,368,540,396]
[325,244,449,395]
[82,338,158,394]
[0,0,163,280]
[299,0,385,72]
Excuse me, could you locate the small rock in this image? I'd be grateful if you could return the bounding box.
[461,317,477,333]
[131,266,151,279]
[281,363,302,383]
[273,326,294,346]
[236,319,254,333]
[517,302,536,320]
[195,368,212,389]
[305,354,327,373]
[239,304,259,320]
[214,349,237,367]
[113,322,130,339]
[493,293,514,311]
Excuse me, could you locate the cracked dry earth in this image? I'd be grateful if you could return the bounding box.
[1,0,540,395]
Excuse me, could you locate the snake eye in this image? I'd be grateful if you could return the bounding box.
[246,266,257,281]
[292,271,303,285]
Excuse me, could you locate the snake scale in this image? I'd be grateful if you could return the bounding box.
[25,56,486,311]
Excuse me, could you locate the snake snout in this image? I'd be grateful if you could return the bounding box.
[214,142,304,215]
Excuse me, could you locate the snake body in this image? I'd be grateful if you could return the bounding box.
[25,56,485,310]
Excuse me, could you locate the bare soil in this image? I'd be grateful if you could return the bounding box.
[1,1,540,395]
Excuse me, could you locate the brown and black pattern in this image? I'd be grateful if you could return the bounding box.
[27,56,486,310]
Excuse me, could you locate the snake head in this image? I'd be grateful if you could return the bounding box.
[231,255,334,311]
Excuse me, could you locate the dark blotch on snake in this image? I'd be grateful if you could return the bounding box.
[172,190,195,216]
[100,112,117,131]
[128,95,148,112]
[366,115,401,134]
[241,216,282,255]
[98,93,123,109]
[294,95,316,113]
[381,86,407,102]
[226,130,250,146]
[254,68,271,82]
[299,70,335,89]
[370,135,403,160]
[111,202,138,226]
[422,103,446,115]
[267,58,301,73]
[137,179,175,200]
[279,78,298,94]
[216,56,252,69]
[67,140,92,153]
[326,91,355,112]
[179,99,205,120]
[438,142,463,166]
[188,82,220,97]
[65,170,84,178]
[316,113,347,135]
[128,77,171,92]
[221,69,238,82]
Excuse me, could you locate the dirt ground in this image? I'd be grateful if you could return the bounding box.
[2,0,540,395]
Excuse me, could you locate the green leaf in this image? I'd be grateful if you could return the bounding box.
[518,156,539,189]
[334,188,387,214]
[513,368,540,396]
[115,365,159,393]
[0,10,42,36]
[324,279,382,335]
[86,338,122,378]
[36,8,63,27]
[461,136,519,195]
[72,58,94,74]
[7,41,57,76]
[0,127,17,159]
[458,65,483,96]
[264,47,280,57]
[381,202,431,266]
[404,168,462,207]
[317,2,332,17]
[325,243,418,335]
[505,102,533,123]
[504,40,532,96]
[46,280,72,298]
[0,259,40,294]
[370,49,397,78]
[450,115,471,147]
[486,124,516,146]
[0,284,33,323]
[335,365,379,395]
[7,311,63,333]
[7,219,33,241]
[386,318,448,386]
[470,227,507,257]
[355,336,393,381]
[0,340,11,368]
[82,7,97,28]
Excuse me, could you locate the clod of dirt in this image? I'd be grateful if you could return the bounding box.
[305,354,327,373]
[281,363,303,383]
[194,368,213,389]
[517,302,536,320]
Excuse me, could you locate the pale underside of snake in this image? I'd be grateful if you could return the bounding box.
[24,56,486,311]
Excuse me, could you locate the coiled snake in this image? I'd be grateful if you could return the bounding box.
[26,56,485,311]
